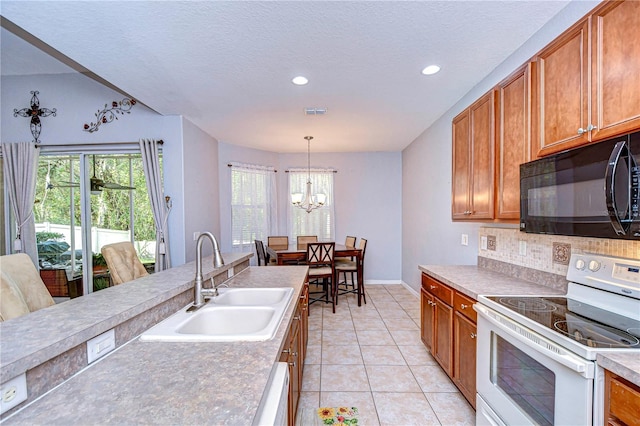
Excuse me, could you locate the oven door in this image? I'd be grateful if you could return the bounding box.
[475,304,595,426]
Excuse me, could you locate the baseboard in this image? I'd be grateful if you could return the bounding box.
[364,280,402,285]
[400,281,419,298]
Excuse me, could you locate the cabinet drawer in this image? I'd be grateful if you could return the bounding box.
[609,375,640,426]
[454,292,477,323]
[422,275,453,306]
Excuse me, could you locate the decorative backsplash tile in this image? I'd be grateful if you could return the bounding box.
[478,226,640,276]
[552,242,571,265]
[487,235,497,251]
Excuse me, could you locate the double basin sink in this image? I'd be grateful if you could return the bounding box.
[140,287,294,342]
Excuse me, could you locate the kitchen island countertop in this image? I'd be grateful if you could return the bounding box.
[2,264,308,425]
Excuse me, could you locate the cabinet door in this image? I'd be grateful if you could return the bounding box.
[420,288,435,351]
[452,110,471,219]
[497,64,531,219]
[534,18,590,157]
[287,319,301,426]
[433,297,453,376]
[469,91,496,219]
[454,312,477,409]
[591,0,640,141]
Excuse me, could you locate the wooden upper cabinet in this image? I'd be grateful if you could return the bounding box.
[452,91,495,220]
[533,17,590,157]
[452,110,471,219]
[470,92,496,220]
[590,0,640,141]
[496,64,532,220]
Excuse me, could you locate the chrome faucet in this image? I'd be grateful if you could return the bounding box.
[190,232,225,310]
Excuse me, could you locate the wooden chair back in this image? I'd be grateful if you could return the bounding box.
[306,242,334,267]
[267,236,288,247]
[255,240,268,266]
[297,235,318,250]
[345,236,356,247]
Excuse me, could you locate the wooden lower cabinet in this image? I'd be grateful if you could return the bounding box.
[279,283,308,426]
[453,312,477,408]
[421,273,477,408]
[604,370,640,426]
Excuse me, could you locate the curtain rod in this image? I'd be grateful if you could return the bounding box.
[227,163,277,172]
[35,140,164,148]
[285,169,338,173]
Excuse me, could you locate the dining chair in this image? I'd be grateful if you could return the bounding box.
[0,253,56,322]
[335,238,367,305]
[296,235,318,250]
[101,241,149,285]
[335,235,357,287]
[306,242,336,313]
[267,236,288,247]
[254,240,269,266]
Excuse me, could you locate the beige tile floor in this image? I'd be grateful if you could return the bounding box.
[297,284,476,426]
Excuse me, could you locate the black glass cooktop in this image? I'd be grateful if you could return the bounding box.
[486,296,640,349]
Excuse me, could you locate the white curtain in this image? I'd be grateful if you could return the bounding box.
[2,142,40,266]
[139,138,171,272]
[288,168,335,241]
[230,163,277,254]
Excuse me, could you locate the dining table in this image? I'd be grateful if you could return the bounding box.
[265,243,365,306]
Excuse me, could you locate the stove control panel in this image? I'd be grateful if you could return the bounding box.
[568,253,640,300]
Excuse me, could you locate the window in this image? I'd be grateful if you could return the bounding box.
[34,153,156,296]
[288,169,335,241]
[230,164,277,253]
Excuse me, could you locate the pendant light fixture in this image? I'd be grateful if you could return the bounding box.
[292,136,326,213]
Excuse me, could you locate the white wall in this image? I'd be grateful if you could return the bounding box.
[1,72,187,265]
[182,117,221,262]
[218,142,402,282]
[401,0,600,292]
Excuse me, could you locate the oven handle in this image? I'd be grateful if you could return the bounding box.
[475,304,595,379]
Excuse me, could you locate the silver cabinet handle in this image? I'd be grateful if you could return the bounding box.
[470,333,477,339]
[430,285,436,290]
[578,124,598,135]
[289,362,296,367]
[460,303,468,309]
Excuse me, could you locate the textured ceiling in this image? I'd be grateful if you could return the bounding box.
[1,1,571,153]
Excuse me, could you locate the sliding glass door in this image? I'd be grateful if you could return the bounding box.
[34,153,155,299]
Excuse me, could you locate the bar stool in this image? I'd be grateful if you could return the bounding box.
[335,238,367,305]
[306,242,336,313]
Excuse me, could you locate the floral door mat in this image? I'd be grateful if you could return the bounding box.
[317,407,359,425]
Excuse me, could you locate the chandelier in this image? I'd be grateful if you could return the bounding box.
[292,136,326,213]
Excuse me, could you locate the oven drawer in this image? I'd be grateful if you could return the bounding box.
[422,275,453,305]
[454,292,477,323]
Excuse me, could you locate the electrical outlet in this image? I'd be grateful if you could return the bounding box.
[461,234,469,246]
[87,329,115,364]
[193,232,201,241]
[227,268,234,279]
[0,373,27,414]
[519,240,527,256]
[480,236,488,250]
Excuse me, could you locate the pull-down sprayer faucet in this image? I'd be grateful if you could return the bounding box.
[190,232,225,310]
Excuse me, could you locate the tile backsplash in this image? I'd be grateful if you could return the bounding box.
[479,227,640,276]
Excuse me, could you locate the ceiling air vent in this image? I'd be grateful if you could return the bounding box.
[304,107,328,115]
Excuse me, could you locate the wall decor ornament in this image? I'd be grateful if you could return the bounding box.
[13,91,57,143]
[83,98,137,133]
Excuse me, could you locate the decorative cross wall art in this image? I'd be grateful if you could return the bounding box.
[13,91,57,143]
[83,98,136,133]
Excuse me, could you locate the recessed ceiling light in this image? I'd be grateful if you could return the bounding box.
[421,65,441,75]
[292,76,309,85]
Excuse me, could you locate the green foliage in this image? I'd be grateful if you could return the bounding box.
[36,231,65,243]
[93,277,110,291]
[35,154,159,242]
[92,252,107,266]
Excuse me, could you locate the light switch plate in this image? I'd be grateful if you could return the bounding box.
[519,240,527,256]
[87,329,115,364]
[0,373,27,414]
[480,236,488,250]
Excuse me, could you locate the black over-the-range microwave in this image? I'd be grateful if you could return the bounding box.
[520,131,640,240]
